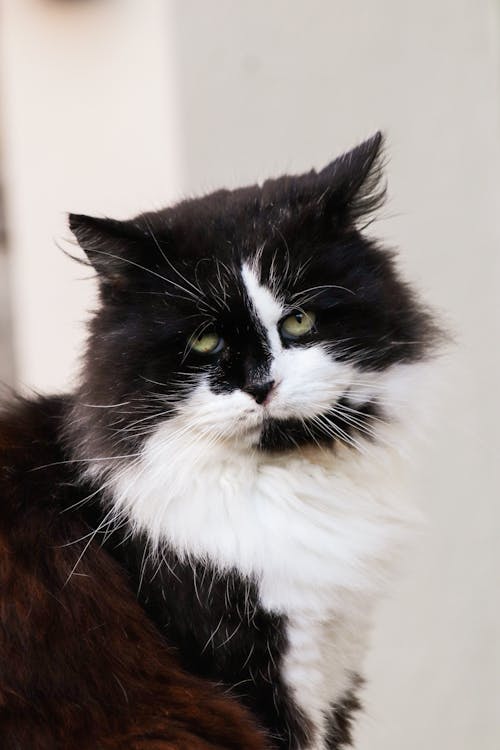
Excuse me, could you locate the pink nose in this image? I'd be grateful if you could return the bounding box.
[243,380,275,405]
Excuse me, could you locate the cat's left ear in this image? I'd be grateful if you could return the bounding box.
[316,131,386,226]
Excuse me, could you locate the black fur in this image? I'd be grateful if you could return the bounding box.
[68,132,438,461]
[107,537,313,749]
[1,134,440,748]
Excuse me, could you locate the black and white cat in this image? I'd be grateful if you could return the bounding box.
[0,133,439,749]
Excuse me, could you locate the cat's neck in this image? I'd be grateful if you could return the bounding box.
[96,420,414,615]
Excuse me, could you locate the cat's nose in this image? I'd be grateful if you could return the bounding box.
[243,379,275,405]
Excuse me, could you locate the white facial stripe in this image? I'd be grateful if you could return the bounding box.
[241,262,283,356]
[240,259,355,418]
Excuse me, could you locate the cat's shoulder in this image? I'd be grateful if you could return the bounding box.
[0,394,74,518]
[0,393,68,470]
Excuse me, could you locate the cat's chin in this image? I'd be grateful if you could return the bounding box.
[231,423,264,448]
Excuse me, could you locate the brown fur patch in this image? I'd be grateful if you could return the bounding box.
[0,397,268,749]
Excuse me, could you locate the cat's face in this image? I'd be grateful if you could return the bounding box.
[70,133,438,458]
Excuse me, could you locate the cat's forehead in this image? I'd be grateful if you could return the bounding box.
[148,189,292,263]
[70,133,388,296]
[184,256,285,329]
[142,206,323,308]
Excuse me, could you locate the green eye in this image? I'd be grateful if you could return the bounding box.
[190,331,224,355]
[280,310,316,340]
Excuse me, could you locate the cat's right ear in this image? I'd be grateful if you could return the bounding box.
[69,213,147,292]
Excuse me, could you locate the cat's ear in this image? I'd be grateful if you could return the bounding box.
[316,131,386,226]
[69,213,149,291]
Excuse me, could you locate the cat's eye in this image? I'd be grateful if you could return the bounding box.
[280,310,317,340]
[189,331,224,355]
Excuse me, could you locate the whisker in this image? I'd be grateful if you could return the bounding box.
[290,284,356,300]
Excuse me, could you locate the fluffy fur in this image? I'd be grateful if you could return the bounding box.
[0,397,268,750]
[0,132,440,749]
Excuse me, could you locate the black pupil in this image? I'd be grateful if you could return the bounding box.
[295,313,303,323]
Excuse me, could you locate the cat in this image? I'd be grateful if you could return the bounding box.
[0,132,439,750]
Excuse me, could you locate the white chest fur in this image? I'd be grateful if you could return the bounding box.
[284,612,363,750]
[104,416,416,749]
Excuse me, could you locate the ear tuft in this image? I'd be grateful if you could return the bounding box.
[318,131,386,225]
[68,213,143,285]
[69,213,108,246]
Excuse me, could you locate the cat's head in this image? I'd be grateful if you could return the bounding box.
[69,133,439,461]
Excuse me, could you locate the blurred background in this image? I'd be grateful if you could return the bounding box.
[0,1,498,748]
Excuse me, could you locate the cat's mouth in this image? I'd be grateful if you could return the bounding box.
[184,379,379,451]
[236,391,379,453]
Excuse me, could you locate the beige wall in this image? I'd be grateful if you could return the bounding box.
[1,1,499,748]
[0,0,182,392]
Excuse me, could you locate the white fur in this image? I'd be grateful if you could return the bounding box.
[100,265,428,750]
